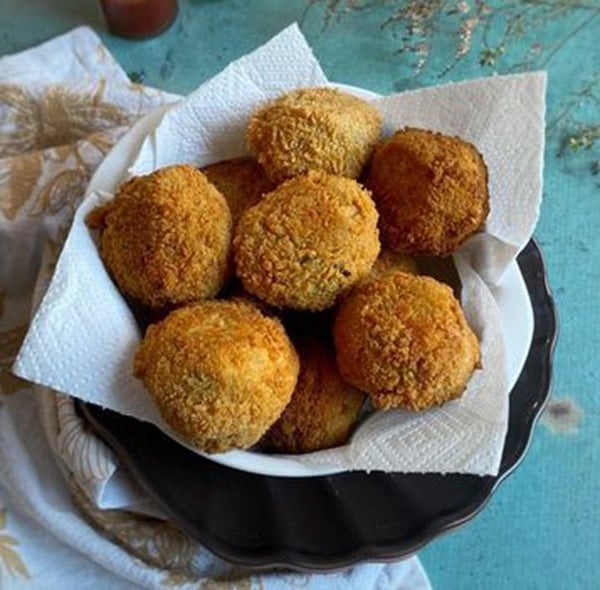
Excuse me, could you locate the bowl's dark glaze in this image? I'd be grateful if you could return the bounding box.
[79,239,556,570]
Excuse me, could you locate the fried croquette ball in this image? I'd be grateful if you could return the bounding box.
[227,290,279,318]
[233,171,380,311]
[333,271,480,410]
[247,87,382,183]
[134,301,299,453]
[200,157,274,226]
[371,250,419,278]
[365,128,489,256]
[261,332,366,453]
[86,165,232,309]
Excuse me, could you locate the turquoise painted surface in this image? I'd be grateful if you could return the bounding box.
[1,1,598,588]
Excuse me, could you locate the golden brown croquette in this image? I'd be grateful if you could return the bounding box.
[233,171,380,311]
[200,157,274,227]
[333,271,480,410]
[370,250,420,278]
[134,300,299,453]
[247,87,382,183]
[365,128,489,256]
[261,330,366,453]
[86,165,232,309]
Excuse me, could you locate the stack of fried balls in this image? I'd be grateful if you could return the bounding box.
[87,87,489,454]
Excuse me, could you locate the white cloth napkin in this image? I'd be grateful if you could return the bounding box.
[0,391,430,590]
[0,26,430,590]
[13,23,546,476]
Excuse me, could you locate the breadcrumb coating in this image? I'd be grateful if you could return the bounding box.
[365,128,489,256]
[261,330,365,453]
[334,271,480,410]
[200,157,274,227]
[247,87,382,183]
[134,300,299,453]
[233,171,380,311]
[370,250,419,278]
[86,165,232,309]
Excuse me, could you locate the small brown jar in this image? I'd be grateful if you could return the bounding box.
[100,0,178,39]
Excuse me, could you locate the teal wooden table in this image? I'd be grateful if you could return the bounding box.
[1,1,598,588]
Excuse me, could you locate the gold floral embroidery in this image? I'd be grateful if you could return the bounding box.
[71,484,263,589]
[29,168,89,217]
[73,485,198,573]
[81,127,128,158]
[0,85,29,156]
[56,395,116,484]
[0,152,42,220]
[1,127,123,221]
[0,325,28,394]
[0,507,31,579]
[0,82,131,158]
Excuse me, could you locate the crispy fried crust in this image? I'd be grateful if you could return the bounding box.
[86,165,232,309]
[200,157,274,226]
[261,331,365,453]
[370,250,419,278]
[333,271,480,410]
[365,128,490,256]
[134,300,299,453]
[247,87,382,183]
[233,171,381,311]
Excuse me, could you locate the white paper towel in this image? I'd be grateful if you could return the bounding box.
[13,24,546,476]
[375,73,546,284]
[131,23,328,174]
